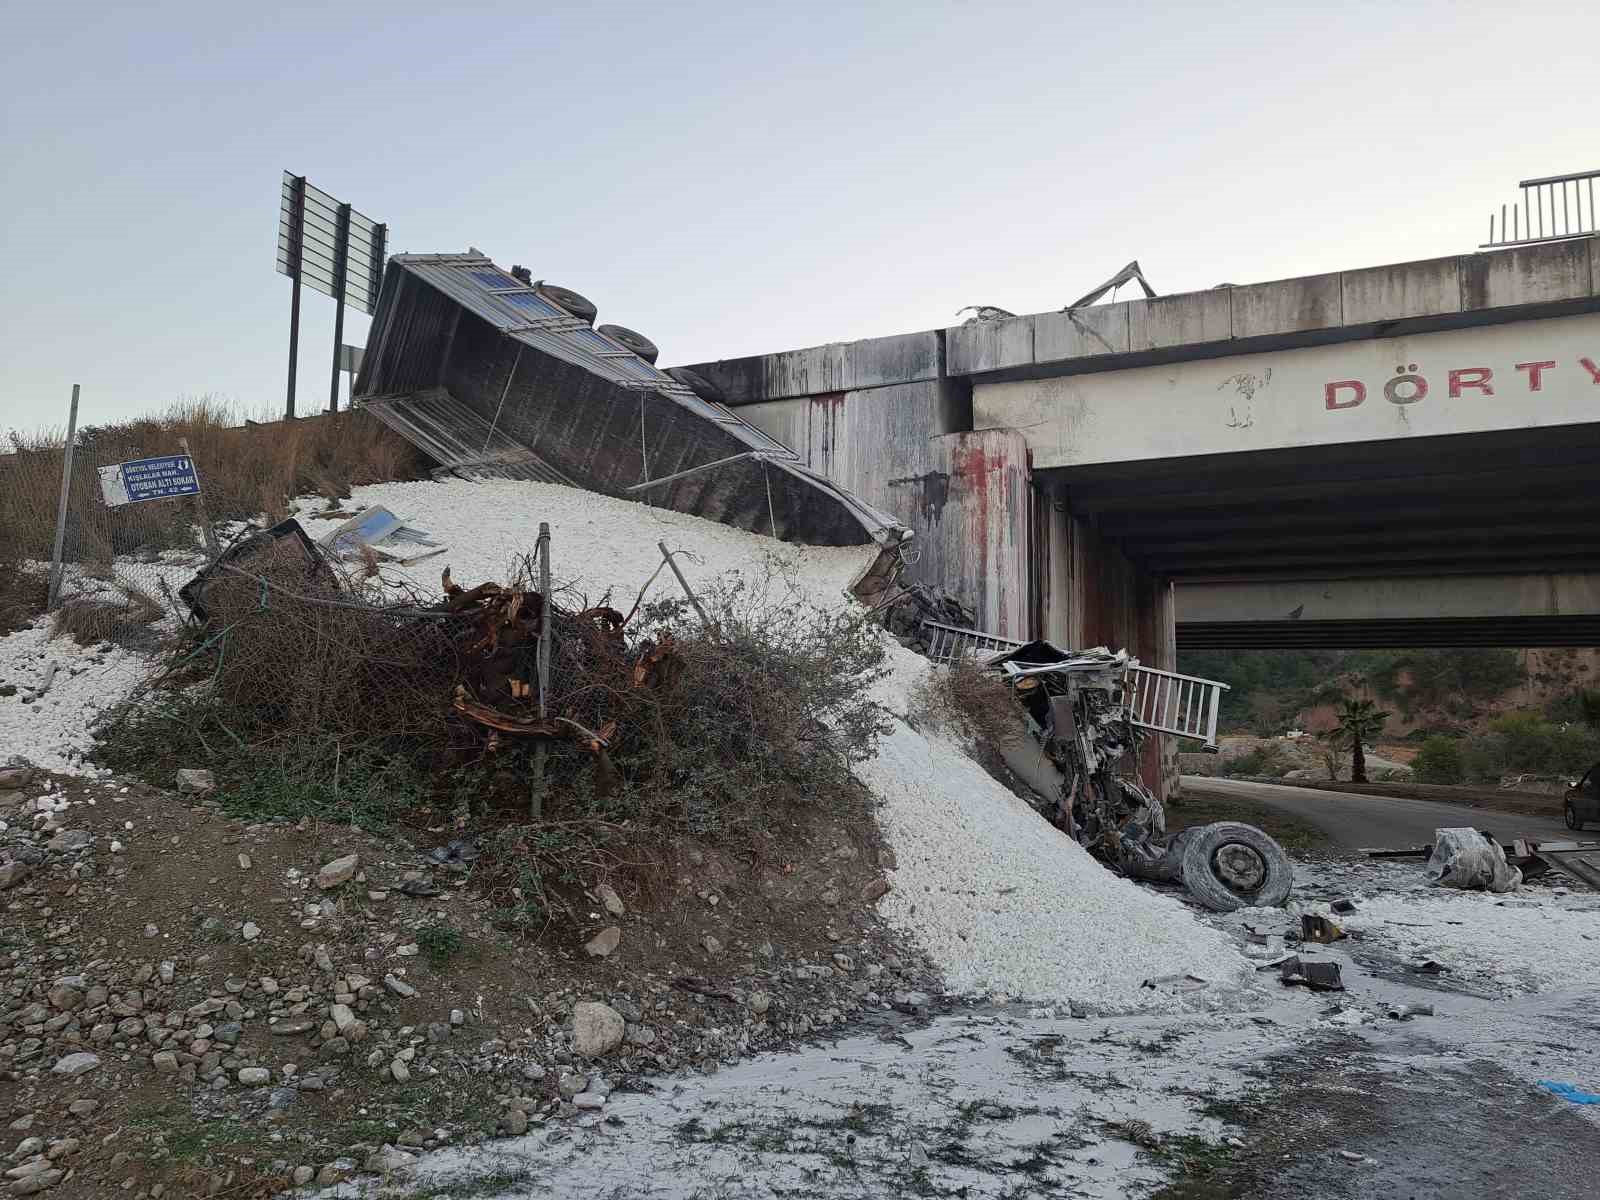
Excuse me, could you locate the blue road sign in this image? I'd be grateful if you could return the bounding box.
[98,455,202,507]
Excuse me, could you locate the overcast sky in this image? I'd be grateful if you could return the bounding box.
[3,0,1596,432]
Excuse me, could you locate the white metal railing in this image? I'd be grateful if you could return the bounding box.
[922,619,1025,663]
[1125,664,1228,751]
[923,620,1228,749]
[1482,168,1600,247]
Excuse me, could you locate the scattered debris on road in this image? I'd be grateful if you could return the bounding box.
[1278,957,1345,992]
[1427,827,1523,892]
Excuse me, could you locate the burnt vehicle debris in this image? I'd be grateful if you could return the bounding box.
[929,631,1294,912]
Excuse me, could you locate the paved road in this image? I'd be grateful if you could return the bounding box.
[1182,775,1572,849]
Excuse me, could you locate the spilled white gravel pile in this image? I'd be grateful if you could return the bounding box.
[0,620,150,775]
[351,478,1246,1008]
[312,478,874,611]
[862,652,1246,1007]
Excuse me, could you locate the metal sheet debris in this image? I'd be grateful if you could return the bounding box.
[1528,841,1600,891]
[1278,956,1345,992]
[319,505,442,561]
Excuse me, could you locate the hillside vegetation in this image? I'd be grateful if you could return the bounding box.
[1182,647,1600,786]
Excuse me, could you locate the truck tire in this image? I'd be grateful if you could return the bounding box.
[597,324,659,364]
[534,282,598,325]
[1180,822,1294,912]
[664,366,726,404]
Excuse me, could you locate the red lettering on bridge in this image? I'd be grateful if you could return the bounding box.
[1447,367,1494,397]
[1324,380,1365,410]
[1515,360,1557,391]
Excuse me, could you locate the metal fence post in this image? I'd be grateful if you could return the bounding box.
[658,541,711,626]
[177,436,220,559]
[46,384,81,611]
[531,521,552,820]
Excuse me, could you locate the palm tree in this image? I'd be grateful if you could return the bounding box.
[1332,696,1390,784]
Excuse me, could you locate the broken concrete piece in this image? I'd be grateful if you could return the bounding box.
[0,861,34,890]
[595,883,625,917]
[175,769,215,794]
[317,854,360,889]
[571,1002,625,1057]
[584,926,621,958]
[0,765,34,790]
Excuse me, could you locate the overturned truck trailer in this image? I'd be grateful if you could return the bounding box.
[353,254,907,551]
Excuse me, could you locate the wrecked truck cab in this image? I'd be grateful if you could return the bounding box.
[970,634,1293,912]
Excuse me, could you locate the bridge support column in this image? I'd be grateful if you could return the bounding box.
[1036,490,1178,802]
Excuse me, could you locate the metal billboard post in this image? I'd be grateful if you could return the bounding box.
[284,174,307,419]
[276,174,387,414]
[46,384,81,611]
[327,202,352,413]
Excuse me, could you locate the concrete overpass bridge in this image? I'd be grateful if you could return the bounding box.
[679,236,1600,663]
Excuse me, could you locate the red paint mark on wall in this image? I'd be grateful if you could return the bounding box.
[808,392,846,477]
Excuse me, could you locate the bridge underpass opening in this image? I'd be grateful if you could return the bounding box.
[1037,422,1600,651]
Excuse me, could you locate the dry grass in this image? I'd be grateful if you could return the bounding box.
[50,581,166,648]
[0,397,426,565]
[913,658,1024,752]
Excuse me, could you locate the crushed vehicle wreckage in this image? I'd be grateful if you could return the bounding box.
[922,630,1295,912]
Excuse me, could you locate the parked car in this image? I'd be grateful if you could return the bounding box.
[1564,765,1600,831]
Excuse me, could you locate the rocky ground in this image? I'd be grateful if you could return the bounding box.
[0,765,939,1198]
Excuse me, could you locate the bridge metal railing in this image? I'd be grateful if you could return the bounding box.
[1482,168,1600,248]
[1124,663,1228,751]
[922,619,1026,663]
[920,619,1228,749]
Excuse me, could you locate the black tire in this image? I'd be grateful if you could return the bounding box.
[1565,802,1584,832]
[534,282,598,325]
[597,324,659,364]
[1179,822,1295,912]
[664,366,727,404]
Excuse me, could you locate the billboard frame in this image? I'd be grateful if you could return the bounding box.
[278,172,388,417]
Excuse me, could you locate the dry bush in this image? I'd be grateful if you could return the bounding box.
[0,559,49,635]
[611,569,891,839]
[913,658,1024,752]
[195,538,462,747]
[51,581,164,648]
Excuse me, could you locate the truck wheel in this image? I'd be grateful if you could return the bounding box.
[1566,802,1585,832]
[1180,822,1294,912]
[664,366,727,403]
[597,324,659,364]
[534,282,598,325]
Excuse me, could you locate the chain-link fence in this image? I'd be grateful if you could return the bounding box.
[1,393,428,646]
[3,425,211,647]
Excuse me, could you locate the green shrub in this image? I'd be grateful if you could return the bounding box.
[1220,743,1287,778]
[1411,736,1464,784]
[417,922,467,969]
